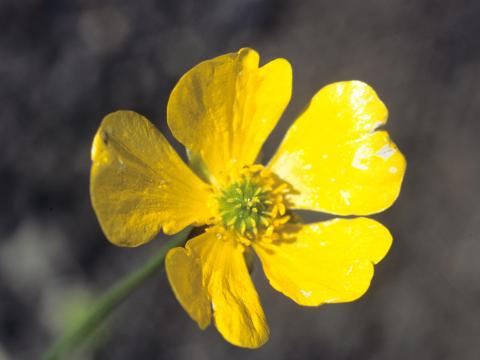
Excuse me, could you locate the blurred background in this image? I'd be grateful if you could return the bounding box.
[1,0,479,359]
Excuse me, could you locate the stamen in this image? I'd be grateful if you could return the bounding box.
[260,216,270,226]
[216,164,292,240]
[273,183,289,193]
[271,205,279,218]
[240,219,247,234]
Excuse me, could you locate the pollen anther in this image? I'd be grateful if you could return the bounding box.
[217,164,291,240]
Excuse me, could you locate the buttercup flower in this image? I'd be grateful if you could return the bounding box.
[90,48,406,348]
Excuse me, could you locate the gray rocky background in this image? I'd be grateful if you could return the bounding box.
[1,0,479,359]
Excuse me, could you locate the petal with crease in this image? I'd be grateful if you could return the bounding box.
[166,229,269,348]
[90,110,214,247]
[269,81,406,215]
[168,48,292,182]
[253,218,392,306]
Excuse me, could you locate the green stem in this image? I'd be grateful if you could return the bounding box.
[43,227,192,360]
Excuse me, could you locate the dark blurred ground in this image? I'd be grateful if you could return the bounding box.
[1,0,480,359]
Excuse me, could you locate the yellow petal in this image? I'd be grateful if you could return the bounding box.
[167,48,292,182]
[253,218,392,306]
[166,229,269,348]
[269,81,406,215]
[90,110,213,247]
[165,247,212,329]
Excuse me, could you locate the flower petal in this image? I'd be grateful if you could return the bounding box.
[167,48,292,182]
[166,229,269,348]
[91,110,214,247]
[253,218,392,306]
[269,81,406,215]
[165,247,212,330]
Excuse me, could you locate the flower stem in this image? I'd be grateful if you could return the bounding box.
[42,227,192,360]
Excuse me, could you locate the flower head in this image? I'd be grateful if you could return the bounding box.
[90,48,406,348]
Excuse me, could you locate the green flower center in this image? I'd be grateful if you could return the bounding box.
[218,178,272,239]
[216,165,292,242]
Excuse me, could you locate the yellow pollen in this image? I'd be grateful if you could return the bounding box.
[216,164,292,240]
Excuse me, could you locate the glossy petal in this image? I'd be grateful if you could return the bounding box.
[166,229,269,348]
[167,48,292,182]
[269,81,406,215]
[253,218,392,306]
[90,111,213,247]
[165,247,212,329]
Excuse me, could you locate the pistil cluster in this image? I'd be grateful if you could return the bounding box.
[217,165,291,242]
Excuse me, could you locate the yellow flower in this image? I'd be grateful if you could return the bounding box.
[90,48,406,348]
